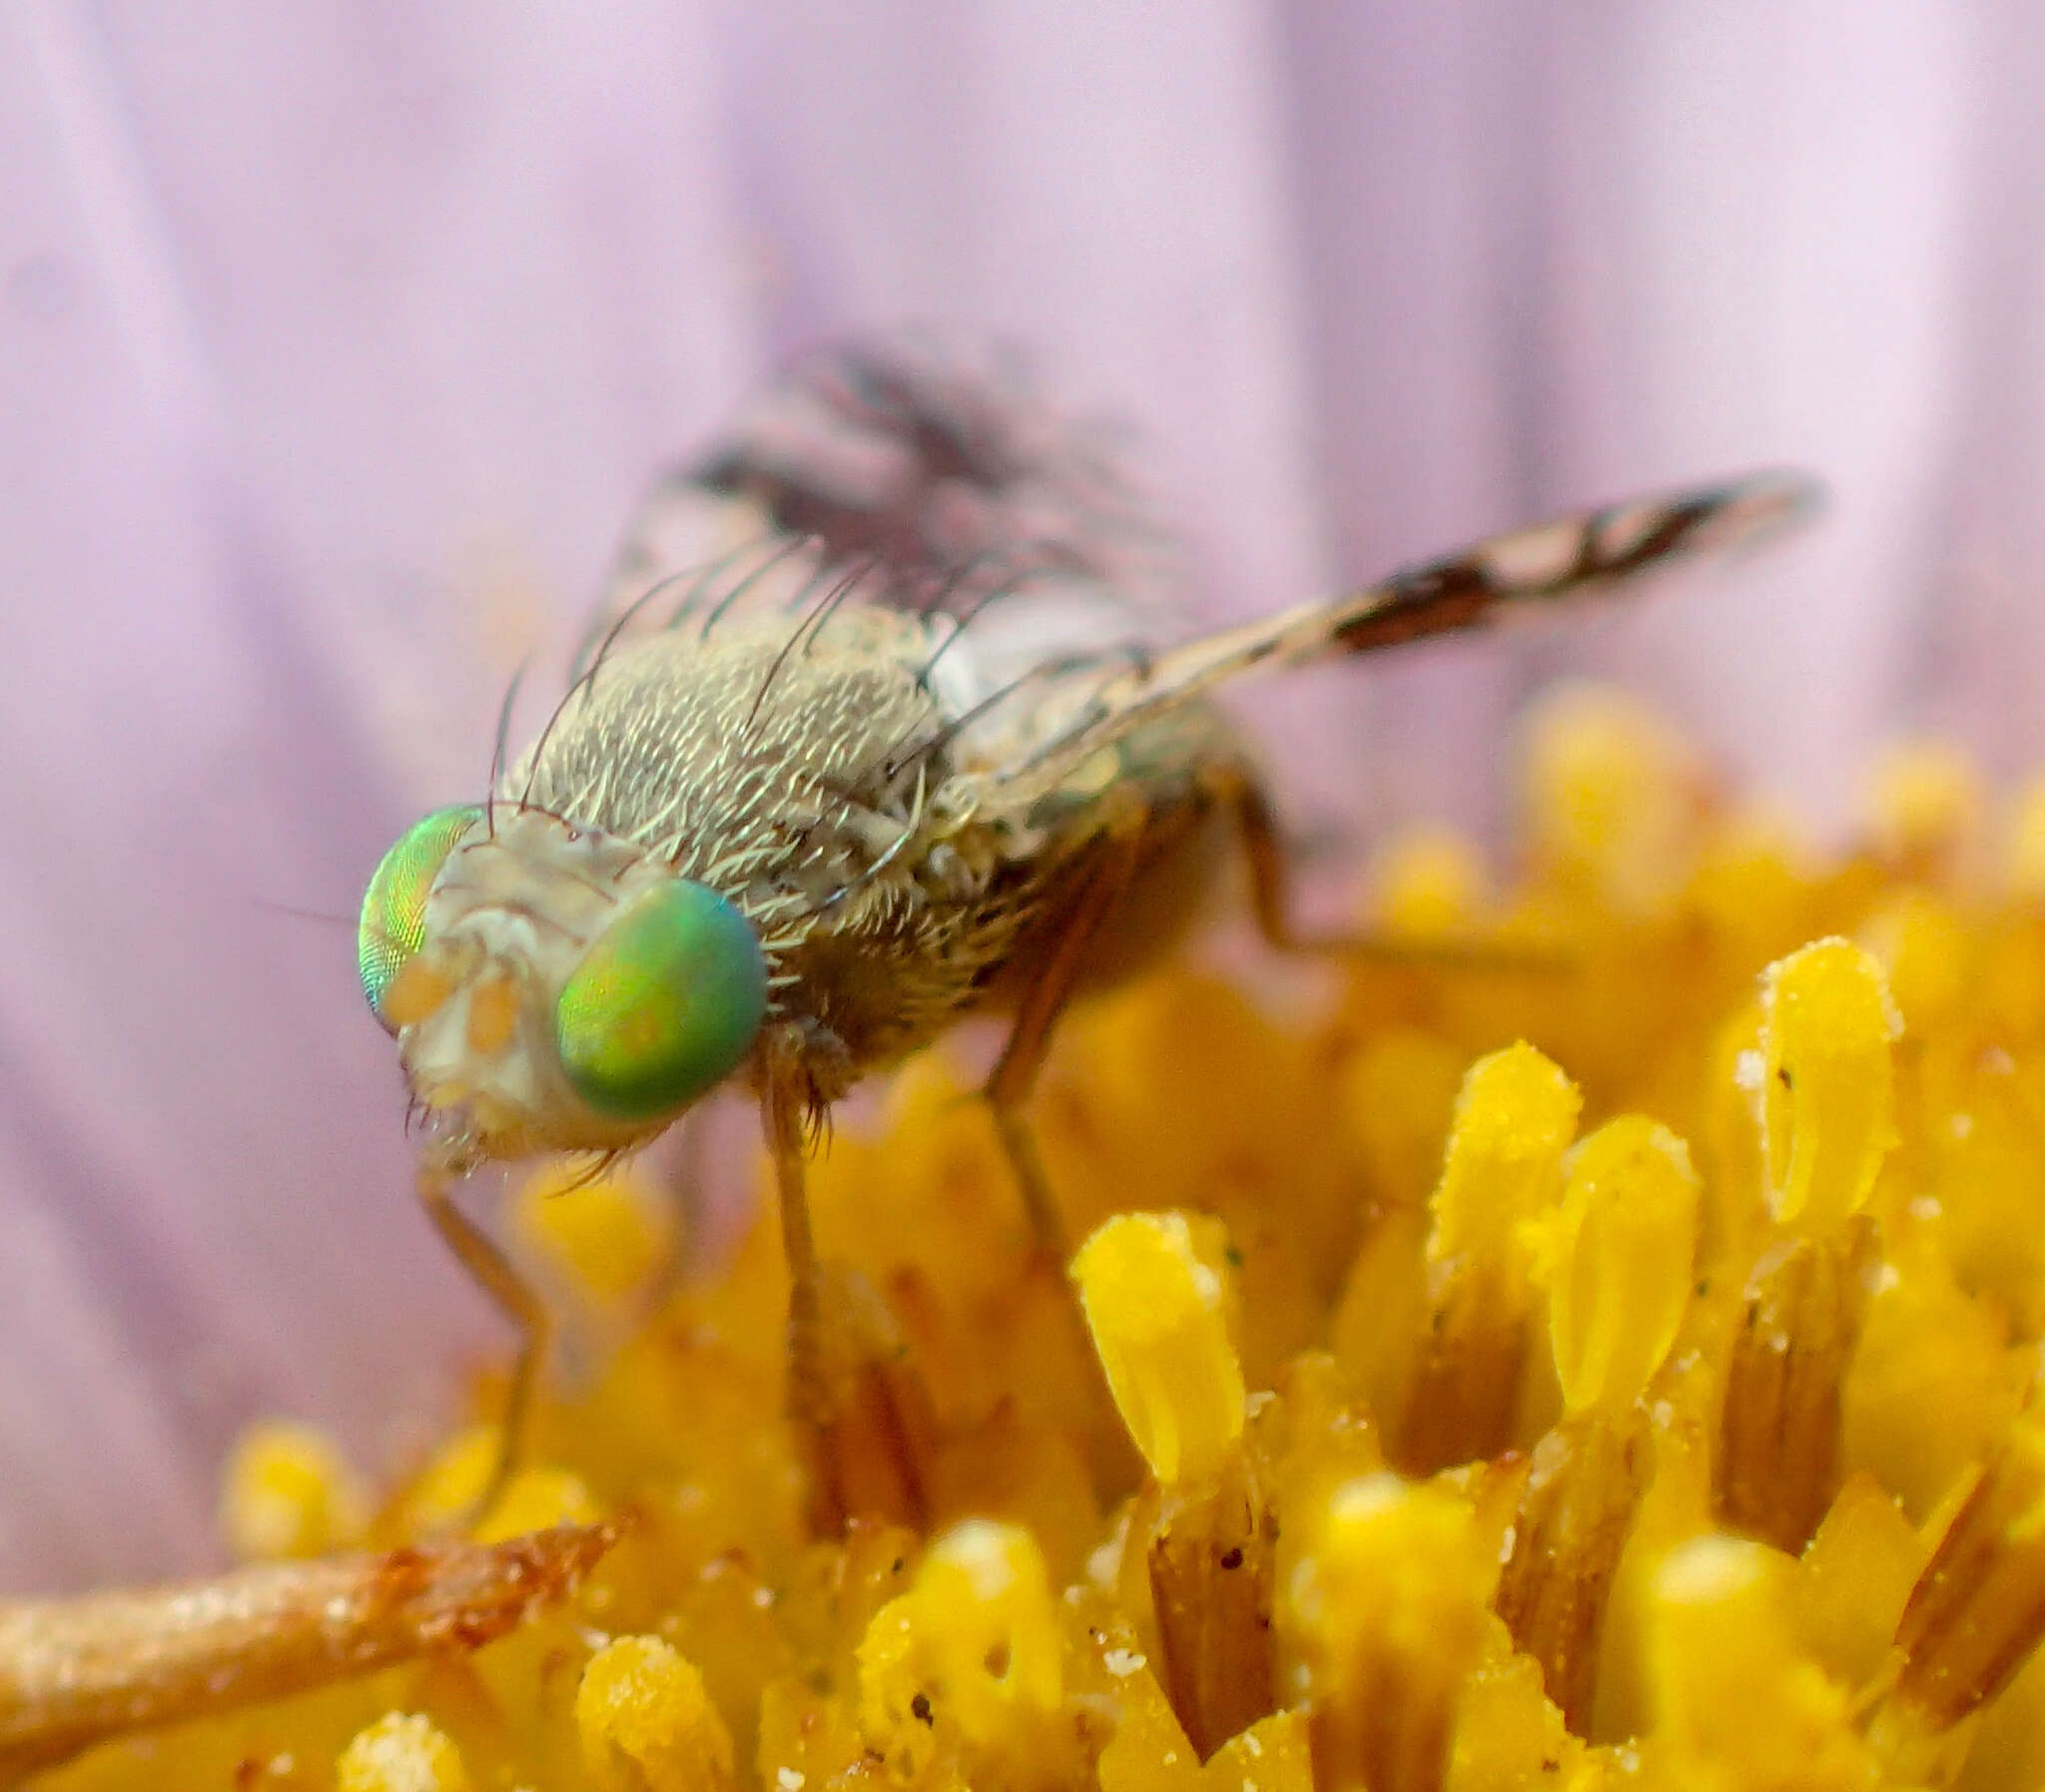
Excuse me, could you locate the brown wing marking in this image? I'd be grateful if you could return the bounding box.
[979,469,1820,810]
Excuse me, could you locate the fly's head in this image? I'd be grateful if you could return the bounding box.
[356,806,768,1171]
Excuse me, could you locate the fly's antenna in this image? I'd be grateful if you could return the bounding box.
[485,660,528,839]
[743,553,881,735]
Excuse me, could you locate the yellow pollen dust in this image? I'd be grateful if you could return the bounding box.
[335,1712,472,1792]
[575,1634,735,1792]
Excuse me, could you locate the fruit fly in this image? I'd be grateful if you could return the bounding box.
[357,339,1816,1516]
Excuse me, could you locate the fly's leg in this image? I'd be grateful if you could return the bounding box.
[1210,765,1562,968]
[983,822,1149,1493]
[761,1073,828,1444]
[763,1061,942,1533]
[986,824,1145,1270]
[418,1168,547,1521]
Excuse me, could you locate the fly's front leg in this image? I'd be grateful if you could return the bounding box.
[762,1054,940,1533]
[761,1054,852,1531]
[418,1167,547,1522]
[761,1072,828,1436]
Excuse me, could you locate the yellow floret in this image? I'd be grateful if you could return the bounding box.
[1530,1116,1701,1417]
[1367,826,1488,937]
[395,1423,502,1529]
[1072,1211,1245,1485]
[1793,1473,1930,1687]
[511,1158,675,1312]
[1283,1477,1492,1792]
[48,686,2045,1792]
[2001,772,2045,897]
[1864,737,1985,874]
[219,1419,367,1559]
[474,1464,603,1543]
[1756,935,1900,1232]
[1858,887,1971,1034]
[1519,683,1708,910]
[1428,1041,1582,1276]
[335,1712,471,1792]
[858,1519,1066,1780]
[1644,1537,1875,1792]
[576,1634,735,1792]
[1878,1409,2045,1754]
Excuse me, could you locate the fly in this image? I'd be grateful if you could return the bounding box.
[356,338,1818,1521]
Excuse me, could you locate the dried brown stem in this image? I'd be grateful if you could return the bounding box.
[0,1521,619,1780]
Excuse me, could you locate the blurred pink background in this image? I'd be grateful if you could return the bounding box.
[5,2,2044,1589]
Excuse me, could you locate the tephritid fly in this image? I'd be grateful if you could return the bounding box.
[358,339,1816,1518]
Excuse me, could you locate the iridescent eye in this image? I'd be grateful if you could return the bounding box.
[554,880,768,1122]
[357,806,483,1030]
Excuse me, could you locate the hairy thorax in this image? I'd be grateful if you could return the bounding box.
[508,613,1053,1101]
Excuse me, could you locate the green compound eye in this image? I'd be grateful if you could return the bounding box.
[554,880,768,1122]
[357,806,483,1029]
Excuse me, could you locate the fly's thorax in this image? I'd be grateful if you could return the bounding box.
[509,618,953,879]
[498,613,1028,964]
[381,808,766,1167]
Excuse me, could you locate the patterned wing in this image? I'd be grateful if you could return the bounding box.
[960,469,1822,809]
[577,336,1186,680]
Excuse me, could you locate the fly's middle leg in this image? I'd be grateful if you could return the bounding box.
[985,818,1146,1270]
[983,811,1159,1496]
